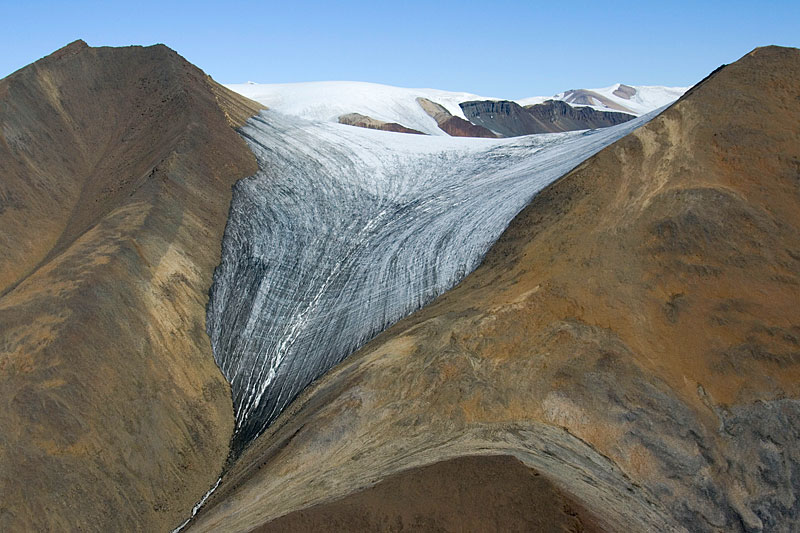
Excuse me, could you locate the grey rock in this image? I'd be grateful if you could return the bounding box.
[460,99,634,137]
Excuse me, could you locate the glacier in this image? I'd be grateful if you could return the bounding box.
[207,109,658,452]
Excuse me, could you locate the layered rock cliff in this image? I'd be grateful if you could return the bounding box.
[461,98,634,136]
[0,41,261,531]
[254,455,604,532]
[190,46,800,533]
[524,100,634,129]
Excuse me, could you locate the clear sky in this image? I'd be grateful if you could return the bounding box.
[2,0,799,98]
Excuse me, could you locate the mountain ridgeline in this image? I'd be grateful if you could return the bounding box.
[0,41,262,531]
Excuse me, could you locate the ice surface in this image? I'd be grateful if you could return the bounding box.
[207,110,659,452]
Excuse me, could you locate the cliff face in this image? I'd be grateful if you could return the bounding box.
[461,98,634,136]
[189,46,800,533]
[524,100,634,129]
[0,41,261,531]
[206,109,649,456]
[416,97,497,138]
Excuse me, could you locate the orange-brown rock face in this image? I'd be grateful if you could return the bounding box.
[0,41,261,531]
[338,112,426,134]
[189,46,800,533]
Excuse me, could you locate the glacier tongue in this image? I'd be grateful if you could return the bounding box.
[207,110,656,452]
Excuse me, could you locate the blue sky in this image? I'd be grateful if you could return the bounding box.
[1,0,798,98]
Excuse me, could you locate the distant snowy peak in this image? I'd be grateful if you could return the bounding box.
[519,83,689,116]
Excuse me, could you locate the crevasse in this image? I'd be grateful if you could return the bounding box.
[207,109,656,453]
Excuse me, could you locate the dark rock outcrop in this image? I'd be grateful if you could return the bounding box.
[338,112,425,134]
[0,41,261,531]
[612,83,637,99]
[460,99,634,136]
[417,97,497,138]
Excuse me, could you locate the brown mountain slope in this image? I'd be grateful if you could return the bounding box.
[254,455,604,533]
[189,46,800,533]
[0,41,262,531]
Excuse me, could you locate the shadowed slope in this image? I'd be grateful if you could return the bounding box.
[190,46,800,533]
[254,455,604,533]
[0,41,261,531]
